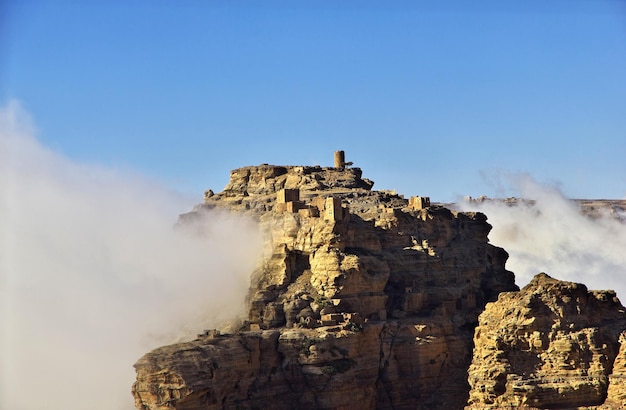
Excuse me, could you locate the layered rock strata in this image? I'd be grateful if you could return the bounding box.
[467,272,626,409]
[133,164,519,409]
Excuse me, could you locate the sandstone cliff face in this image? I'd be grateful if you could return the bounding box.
[133,164,518,409]
[467,272,626,409]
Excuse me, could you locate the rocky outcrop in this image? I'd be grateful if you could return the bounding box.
[606,331,626,407]
[132,162,626,409]
[467,272,626,409]
[133,163,518,409]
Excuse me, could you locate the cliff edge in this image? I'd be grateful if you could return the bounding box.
[132,157,626,409]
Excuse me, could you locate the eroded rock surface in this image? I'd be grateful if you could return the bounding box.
[467,272,626,409]
[133,163,519,409]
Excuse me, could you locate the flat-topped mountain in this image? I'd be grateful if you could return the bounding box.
[132,154,626,409]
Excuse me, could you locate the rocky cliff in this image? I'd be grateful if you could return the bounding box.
[132,163,517,409]
[131,162,626,409]
[467,272,626,409]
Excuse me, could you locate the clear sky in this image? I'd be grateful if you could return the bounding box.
[2,3,626,408]
[2,0,626,202]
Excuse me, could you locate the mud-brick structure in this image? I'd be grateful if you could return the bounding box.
[277,188,300,203]
[408,195,431,210]
[275,187,347,223]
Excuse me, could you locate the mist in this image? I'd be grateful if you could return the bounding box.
[0,101,263,410]
[457,174,626,300]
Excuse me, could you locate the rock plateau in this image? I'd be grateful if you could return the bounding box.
[132,158,626,409]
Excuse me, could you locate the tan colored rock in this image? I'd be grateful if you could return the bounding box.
[466,273,626,409]
[153,167,626,410]
[606,331,626,407]
[134,163,519,409]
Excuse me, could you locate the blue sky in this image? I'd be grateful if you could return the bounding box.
[2,4,626,408]
[2,0,626,202]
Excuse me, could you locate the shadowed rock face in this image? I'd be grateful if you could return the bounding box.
[467,273,626,409]
[132,164,520,409]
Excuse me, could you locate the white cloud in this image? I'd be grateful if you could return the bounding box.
[0,101,263,410]
[457,174,626,299]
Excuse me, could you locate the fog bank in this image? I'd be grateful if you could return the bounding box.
[0,101,263,410]
[457,174,626,300]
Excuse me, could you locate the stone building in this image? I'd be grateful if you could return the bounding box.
[324,197,344,221]
[275,188,305,212]
[408,195,431,210]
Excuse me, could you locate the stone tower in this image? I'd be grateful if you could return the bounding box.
[334,150,345,169]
